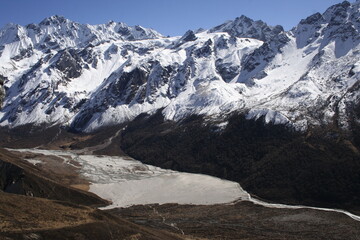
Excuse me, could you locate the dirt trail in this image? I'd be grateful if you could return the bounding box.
[149,205,185,235]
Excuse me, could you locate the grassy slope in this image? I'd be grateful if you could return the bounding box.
[0,148,186,240]
[0,192,185,240]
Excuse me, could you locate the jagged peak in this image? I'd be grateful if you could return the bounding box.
[2,22,21,29]
[325,0,351,12]
[293,1,360,48]
[299,12,325,25]
[194,28,206,34]
[0,16,164,48]
[210,15,255,32]
[235,15,254,23]
[179,30,197,42]
[105,20,128,28]
[297,0,360,28]
[209,15,286,42]
[39,15,70,26]
[107,20,116,25]
[0,23,23,35]
[0,23,26,45]
[233,15,271,28]
[296,0,360,29]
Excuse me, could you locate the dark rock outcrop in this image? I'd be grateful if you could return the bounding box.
[0,75,5,108]
[54,49,83,79]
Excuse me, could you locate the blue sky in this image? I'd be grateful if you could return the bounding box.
[0,0,355,36]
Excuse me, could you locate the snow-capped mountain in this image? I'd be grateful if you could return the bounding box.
[0,1,360,132]
[0,15,163,48]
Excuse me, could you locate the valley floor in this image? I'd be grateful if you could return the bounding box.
[114,202,360,240]
[2,147,360,239]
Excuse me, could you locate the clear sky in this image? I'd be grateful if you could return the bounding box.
[0,0,355,37]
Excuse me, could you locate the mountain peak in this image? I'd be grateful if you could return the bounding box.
[106,20,127,28]
[322,1,351,23]
[39,15,69,26]
[0,16,164,50]
[209,15,286,42]
[236,15,253,23]
[179,30,197,42]
[299,12,324,25]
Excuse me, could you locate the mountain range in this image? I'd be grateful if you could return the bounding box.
[0,1,359,133]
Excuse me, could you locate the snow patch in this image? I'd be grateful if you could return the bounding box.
[246,109,290,125]
[24,159,43,165]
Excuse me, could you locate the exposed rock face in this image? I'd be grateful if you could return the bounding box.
[54,49,83,79]
[178,30,197,44]
[0,75,5,108]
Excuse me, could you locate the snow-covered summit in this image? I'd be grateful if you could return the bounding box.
[0,1,360,132]
[0,15,163,51]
